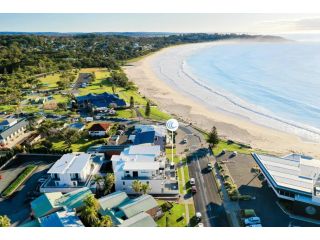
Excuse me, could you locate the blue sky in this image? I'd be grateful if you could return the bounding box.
[1,13,320,33]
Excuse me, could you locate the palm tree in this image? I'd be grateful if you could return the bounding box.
[141,183,151,195]
[103,173,115,195]
[98,215,113,227]
[131,180,142,194]
[83,194,99,211]
[0,215,10,227]
[80,206,100,227]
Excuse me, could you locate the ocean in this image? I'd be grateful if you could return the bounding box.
[151,41,320,142]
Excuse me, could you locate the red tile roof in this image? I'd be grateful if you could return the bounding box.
[88,123,111,132]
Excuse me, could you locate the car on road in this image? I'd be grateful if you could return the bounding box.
[244,217,261,226]
[182,138,188,144]
[207,162,213,171]
[196,212,202,222]
[190,178,195,185]
[230,151,238,158]
[191,185,197,194]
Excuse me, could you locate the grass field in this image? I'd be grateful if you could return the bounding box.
[116,109,136,118]
[138,106,171,121]
[39,73,61,89]
[212,139,267,155]
[156,200,188,227]
[52,138,106,152]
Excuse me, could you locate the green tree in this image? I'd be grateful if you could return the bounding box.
[83,194,99,211]
[61,128,81,148]
[145,101,151,117]
[103,173,115,195]
[207,126,219,148]
[129,96,134,109]
[131,180,142,194]
[80,206,99,227]
[141,183,151,195]
[0,215,10,227]
[98,215,113,227]
[111,84,116,94]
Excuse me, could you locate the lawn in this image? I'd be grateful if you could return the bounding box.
[156,200,188,227]
[52,138,105,152]
[39,73,61,89]
[165,148,179,163]
[116,109,136,118]
[52,94,69,103]
[138,106,171,121]
[0,105,16,113]
[212,139,254,155]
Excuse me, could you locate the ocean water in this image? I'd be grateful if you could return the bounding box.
[183,42,320,140]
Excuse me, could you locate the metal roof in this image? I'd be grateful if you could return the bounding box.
[31,192,63,218]
[127,144,161,156]
[39,210,84,227]
[0,118,28,140]
[48,153,91,174]
[119,194,158,219]
[119,212,157,227]
[253,153,320,194]
[98,191,129,210]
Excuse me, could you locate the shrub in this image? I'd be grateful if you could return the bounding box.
[161,201,174,212]
[2,165,37,197]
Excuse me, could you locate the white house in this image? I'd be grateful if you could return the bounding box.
[0,118,29,147]
[88,123,111,137]
[0,118,18,131]
[111,144,179,196]
[41,153,104,193]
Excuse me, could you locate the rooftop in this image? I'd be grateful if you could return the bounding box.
[88,123,111,132]
[123,161,160,171]
[119,212,157,227]
[99,191,129,211]
[48,153,91,174]
[0,118,29,139]
[253,153,320,194]
[39,210,84,227]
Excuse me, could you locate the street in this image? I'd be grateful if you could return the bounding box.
[178,124,228,227]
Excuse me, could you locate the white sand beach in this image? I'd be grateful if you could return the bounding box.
[124,41,320,157]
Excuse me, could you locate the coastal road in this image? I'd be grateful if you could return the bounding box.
[179,124,228,227]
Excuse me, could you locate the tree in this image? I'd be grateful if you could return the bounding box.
[0,215,10,227]
[61,128,81,148]
[91,72,96,82]
[129,96,134,109]
[42,140,53,150]
[98,215,113,227]
[57,102,67,111]
[131,180,142,194]
[207,126,219,148]
[103,173,115,195]
[83,194,99,211]
[111,84,116,94]
[141,183,151,195]
[145,101,151,117]
[80,206,100,227]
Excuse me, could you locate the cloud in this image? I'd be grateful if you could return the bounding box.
[256,17,320,33]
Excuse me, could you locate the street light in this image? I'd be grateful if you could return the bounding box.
[166,119,179,165]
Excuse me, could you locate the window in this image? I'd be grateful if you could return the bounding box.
[123,181,125,185]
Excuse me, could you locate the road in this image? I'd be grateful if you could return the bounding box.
[178,124,228,227]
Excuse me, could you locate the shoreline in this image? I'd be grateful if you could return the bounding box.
[123,41,320,157]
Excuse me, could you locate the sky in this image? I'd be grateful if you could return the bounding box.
[1,13,320,34]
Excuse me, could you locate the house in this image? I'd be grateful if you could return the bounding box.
[98,191,161,227]
[129,125,167,151]
[0,118,18,131]
[88,123,111,137]
[40,153,104,193]
[253,153,320,218]
[0,118,29,147]
[111,144,179,196]
[68,122,85,132]
[31,187,92,218]
[76,92,126,109]
[39,210,84,227]
[109,135,120,145]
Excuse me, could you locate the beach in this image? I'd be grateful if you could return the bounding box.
[124,41,320,157]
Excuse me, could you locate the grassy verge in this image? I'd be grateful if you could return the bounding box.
[39,73,61,89]
[51,138,107,152]
[138,106,171,121]
[1,165,37,197]
[156,200,188,227]
[116,109,136,118]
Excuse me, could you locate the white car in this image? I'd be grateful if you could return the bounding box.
[190,178,195,185]
[197,223,204,227]
[244,217,261,226]
[182,138,188,144]
[246,224,262,227]
[196,212,202,220]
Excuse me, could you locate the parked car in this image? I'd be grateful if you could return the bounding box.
[230,151,238,158]
[244,217,261,226]
[190,178,195,185]
[207,162,213,171]
[246,224,262,227]
[196,212,202,222]
[182,138,188,144]
[191,185,197,194]
[197,223,204,227]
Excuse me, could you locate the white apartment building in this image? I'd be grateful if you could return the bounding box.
[111,144,179,196]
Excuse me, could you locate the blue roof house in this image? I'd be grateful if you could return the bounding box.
[76,92,126,109]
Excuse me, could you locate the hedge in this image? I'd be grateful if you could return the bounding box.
[1,165,37,198]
